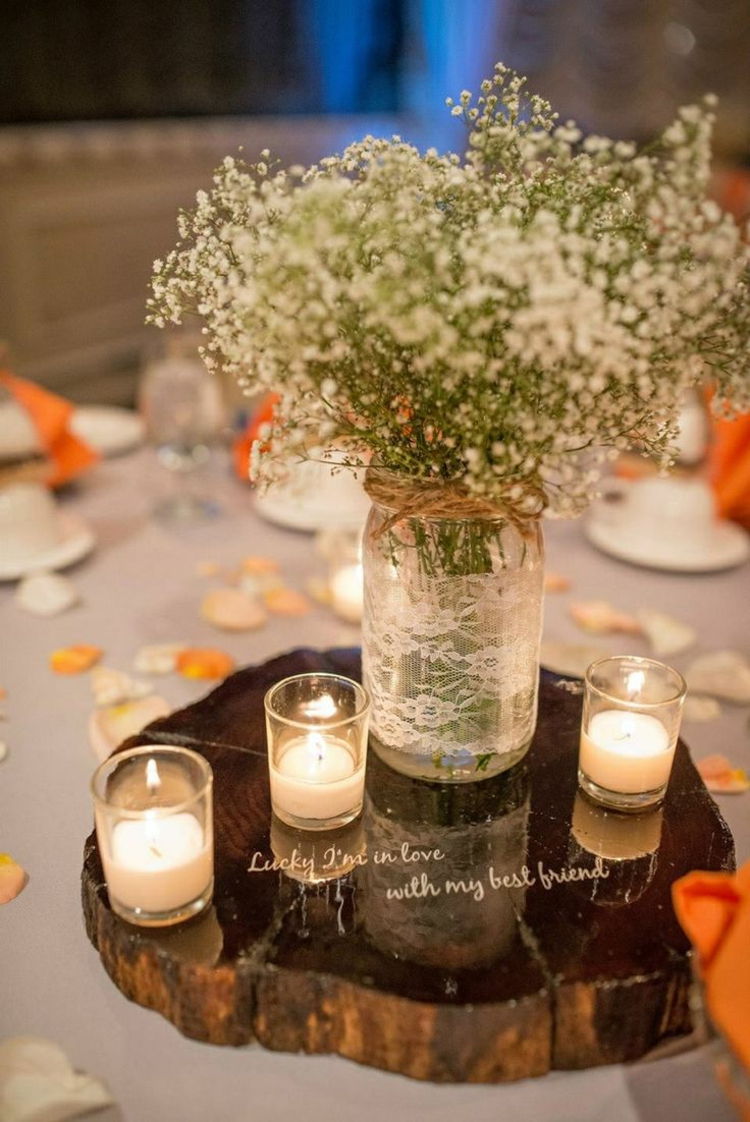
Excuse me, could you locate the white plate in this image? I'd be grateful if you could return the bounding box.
[253,490,369,532]
[70,406,145,457]
[253,458,371,532]
[0,511,95,581]
[584,515,749,573]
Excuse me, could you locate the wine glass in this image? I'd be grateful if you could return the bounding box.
[138,336,225,522]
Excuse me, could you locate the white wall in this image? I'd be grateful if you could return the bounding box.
[0,115,401,404]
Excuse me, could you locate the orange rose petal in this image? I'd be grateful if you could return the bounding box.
[50,644,103,675]
[242,555,279,575]
[307,577,333,606]
[706,770,750,794]
[697,755,750,793]
[569,600,642,635]
[263,587,311,617]
[0,853,28,904]
[544,571,571,593]
[201,589,267,632]
[698,754,734,781]
[176,647,235,680]
[89,696,172,762]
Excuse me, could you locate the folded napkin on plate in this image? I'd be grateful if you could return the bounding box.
[672,862,750,1073]
[232,392,278,482]
[0,372,98,488]
[0,1036,113,1122]
[710,413,750,531]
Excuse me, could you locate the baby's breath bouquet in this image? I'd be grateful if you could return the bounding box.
[149,62,750,520]
[149,63,750,782]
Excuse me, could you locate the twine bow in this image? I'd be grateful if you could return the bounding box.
[363,466,547,536]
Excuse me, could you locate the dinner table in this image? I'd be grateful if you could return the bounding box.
[1,440,748,1122]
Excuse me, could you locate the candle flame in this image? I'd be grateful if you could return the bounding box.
[145,758,161,794]
[145,816,163,859]
[626,670,646,701]
[304,694,338,720]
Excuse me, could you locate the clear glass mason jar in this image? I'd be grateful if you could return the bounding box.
[361,492,545,783]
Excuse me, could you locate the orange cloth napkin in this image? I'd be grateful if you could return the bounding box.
[232,392,278,482]
[709,413,750,530]
[0,371,99,488]
[672,862,750,1074]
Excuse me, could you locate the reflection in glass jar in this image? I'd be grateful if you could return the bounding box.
[359,754,530,969]
[569,793,663,907]
[270,815,366,885]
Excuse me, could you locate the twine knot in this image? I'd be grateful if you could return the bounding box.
[363,466,546,535]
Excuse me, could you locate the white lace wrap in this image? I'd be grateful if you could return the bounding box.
[362,564,544,759]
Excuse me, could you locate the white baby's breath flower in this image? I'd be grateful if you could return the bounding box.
[148,64,750,516]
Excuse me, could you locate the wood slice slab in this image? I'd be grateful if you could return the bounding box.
[82,648,734,1083]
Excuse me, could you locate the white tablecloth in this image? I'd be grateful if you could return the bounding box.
[2,448,748,1122]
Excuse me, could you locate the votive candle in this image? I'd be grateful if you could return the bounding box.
[578,656,686,812]
[265,673,370,830]
[92,745,213,926]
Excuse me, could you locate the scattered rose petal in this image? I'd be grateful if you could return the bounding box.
[0,1035,113,1121]
[0,854,27,903]
[88,696,172,761]
[263,586,311,617]
[90,666,152,707]
[686,650,750,704]
[540,640,610,679]
[242,555,279,575]
[0,742,7,763]
[544,571,571,593]
[201,588,267,632]
[239,570,283,597]
[176,647,235,680]
[697,754,750,794]
[638,608,696,657]
[569,600,642,635]
[49,644,102,675]
[15,571,79,617]
[196,560,220,577]
[306,577,333,606]
[698,754,734,781]
[133,642,187,675]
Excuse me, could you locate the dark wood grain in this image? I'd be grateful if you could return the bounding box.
[82,648,735,1082]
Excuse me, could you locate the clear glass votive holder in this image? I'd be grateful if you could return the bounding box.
[264,673,370,831]
[578,656,687,812]
[91,745,214,927]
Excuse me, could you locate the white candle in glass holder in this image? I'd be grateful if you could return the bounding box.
[580,709,672,794]
[103,812,212,913]
[270,733,364,822]
[330,563,364,623]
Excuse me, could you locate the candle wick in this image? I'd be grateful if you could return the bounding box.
[149,845,163,859]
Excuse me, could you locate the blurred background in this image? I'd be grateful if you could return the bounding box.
[1,0,749,406]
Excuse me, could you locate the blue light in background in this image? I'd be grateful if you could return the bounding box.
[304,0,510,152]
